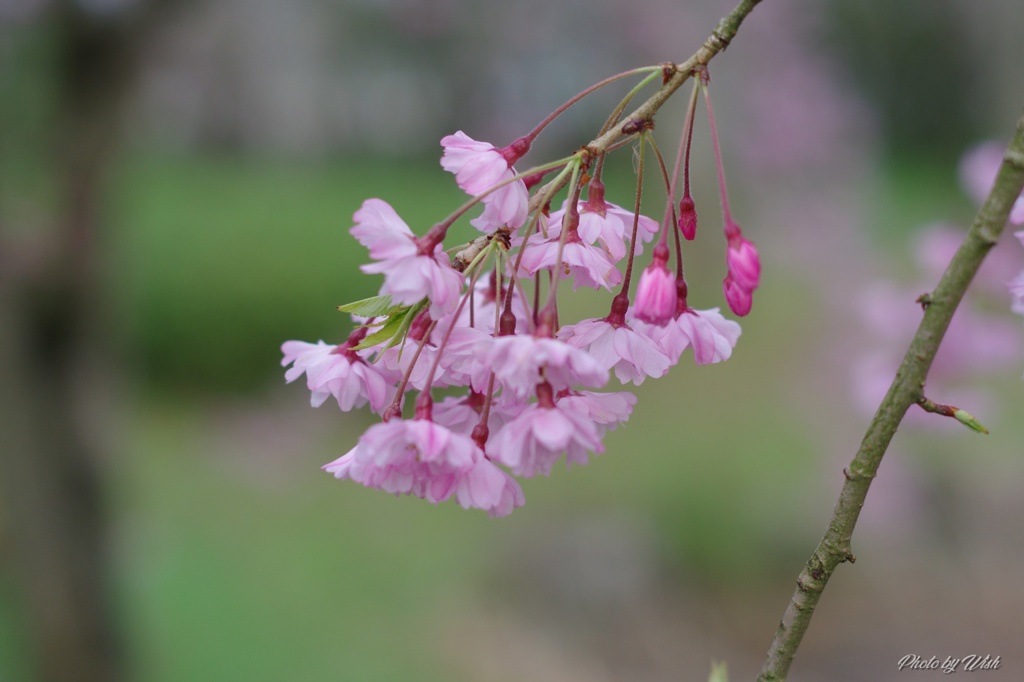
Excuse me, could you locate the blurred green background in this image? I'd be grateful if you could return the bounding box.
[2,1,1023,681]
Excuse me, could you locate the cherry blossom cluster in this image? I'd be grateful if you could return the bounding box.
[282,67,760,516]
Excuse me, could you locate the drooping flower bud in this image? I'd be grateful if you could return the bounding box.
[678,194,698,241]
[633,245,677,325]
[723,273,753,317]
[726,231,761,291]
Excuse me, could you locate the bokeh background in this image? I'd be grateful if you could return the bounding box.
[2,0,1024,680]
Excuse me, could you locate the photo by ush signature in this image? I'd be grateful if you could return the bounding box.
[898,654,1002,673]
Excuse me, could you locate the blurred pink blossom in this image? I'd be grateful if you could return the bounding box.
[959,142,1024,225]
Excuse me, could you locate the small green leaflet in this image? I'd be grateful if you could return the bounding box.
[336,294,403,318]
[347,298,428,352]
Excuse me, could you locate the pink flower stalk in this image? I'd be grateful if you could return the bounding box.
[557,318,670,386]
[281,340,390,413]
[489,400,604,478]
[350,199,463,317]
[703,75,761,317]
[960,141,1024,225]
[440,131,529,231]
[323,418,523,517]
[633,246,677,325]
[482,335,609,400]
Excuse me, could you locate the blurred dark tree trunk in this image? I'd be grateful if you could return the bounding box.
[0,2,182,680]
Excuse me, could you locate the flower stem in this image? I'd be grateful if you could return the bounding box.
[524,66,663,144]
[542,162,585,323]
[420,242,494,395]
[596,69,664,140]
[618,131,649,295]
[700,72,735,229]
[381,318,439,422]
[422,155,577,252]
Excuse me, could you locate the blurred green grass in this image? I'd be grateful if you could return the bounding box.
[108,154,470,393]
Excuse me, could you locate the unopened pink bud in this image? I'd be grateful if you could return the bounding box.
[678,195,697,241]
[727,235,760,291]
[634,260,677,325]
[723,274,753,317]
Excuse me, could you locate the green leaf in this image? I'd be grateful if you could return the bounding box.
[350,298,428,352]
[707,661,728,682]
[353,310,409,350]
[386,299,427,353]
[337,294,394,318]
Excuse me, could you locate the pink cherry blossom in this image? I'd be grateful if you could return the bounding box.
[377,340,443,391]
[350,199,463,317]
[455,460,525,518]
[432,393,523,437]
[281,340,390,412]
[547,199,658,262]
[636,307,741,365]
[469,187,529,231]
[558,318,670,386]
[350,198,416,261]
[557,390,637,437]
[517,235,623,290]
[489,401,604,477]
[433,324,494,392]
[323,418,520,516]
[483,335,609,399]
[676,308,742,365]
[440,131,529,231]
